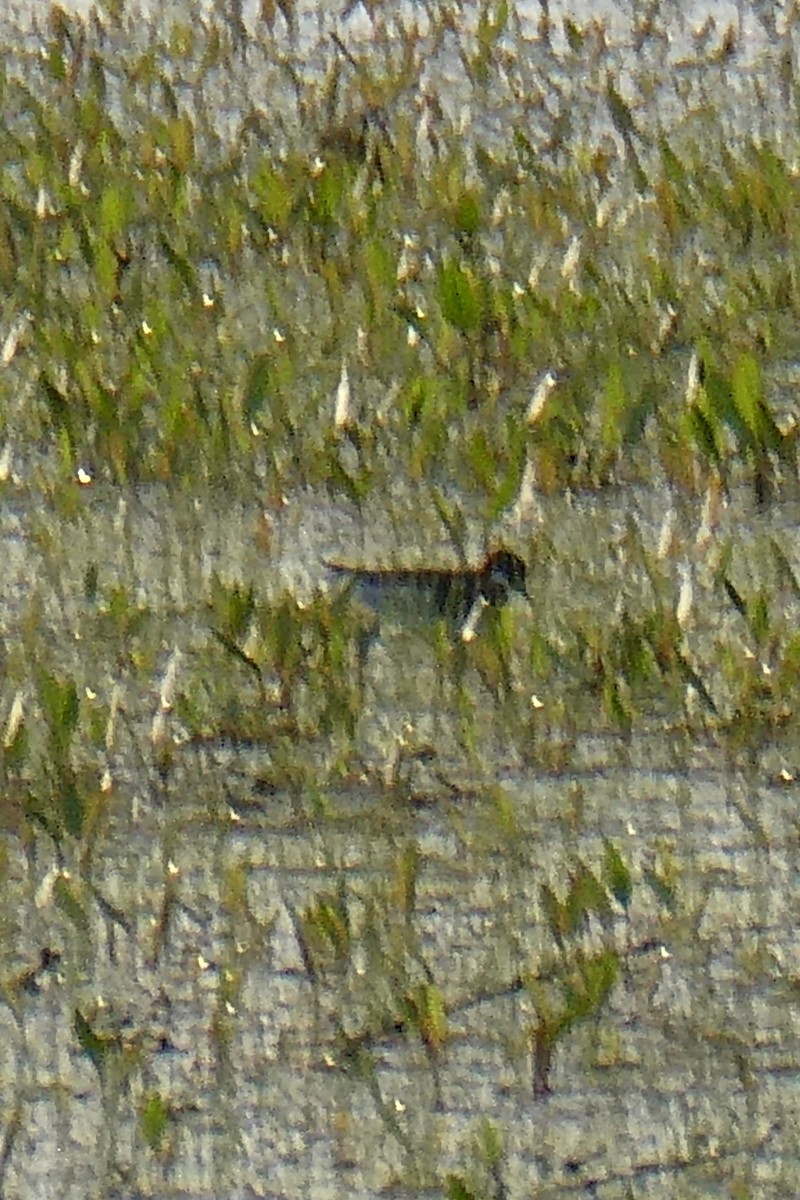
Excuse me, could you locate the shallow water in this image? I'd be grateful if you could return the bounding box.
[1,478,799,1197]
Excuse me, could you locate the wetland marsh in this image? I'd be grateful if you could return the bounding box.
[2,1,800,1197]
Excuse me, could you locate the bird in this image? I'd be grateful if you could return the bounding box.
[325,548,528,633]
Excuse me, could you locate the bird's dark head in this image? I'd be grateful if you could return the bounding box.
[480,549,528,605]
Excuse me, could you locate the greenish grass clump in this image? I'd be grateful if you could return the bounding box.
[0,1,796,513]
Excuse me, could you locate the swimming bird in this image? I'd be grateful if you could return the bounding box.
[325,548,528,632]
